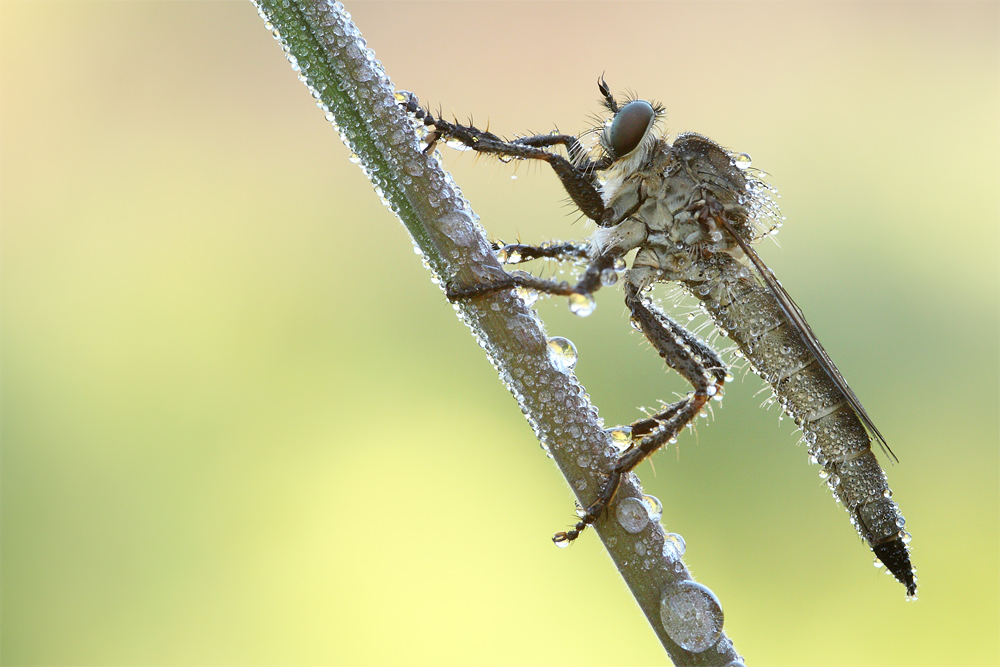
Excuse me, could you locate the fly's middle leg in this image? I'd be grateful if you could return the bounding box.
[493,241,591,265]
[553,281,728,543]
[446,250,618,316]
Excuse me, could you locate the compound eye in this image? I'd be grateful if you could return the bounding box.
[606,100,654,160]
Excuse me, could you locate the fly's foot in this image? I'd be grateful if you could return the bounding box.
[554,501,605,543]
[552,469,623,545]
[552,511,595,545]
[552,527,582,544]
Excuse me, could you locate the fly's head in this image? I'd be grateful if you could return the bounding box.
[583,81,779,264]
[583,78,666,182]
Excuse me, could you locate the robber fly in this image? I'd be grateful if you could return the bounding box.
[401,79,915,596]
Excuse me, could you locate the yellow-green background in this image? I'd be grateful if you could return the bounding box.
[3,2,997,665]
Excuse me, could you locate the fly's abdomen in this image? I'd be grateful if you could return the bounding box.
[688,254,916,595]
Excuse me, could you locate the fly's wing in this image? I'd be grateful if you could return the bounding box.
[712,214,896,462]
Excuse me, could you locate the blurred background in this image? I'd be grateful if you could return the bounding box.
[3,1,997,665]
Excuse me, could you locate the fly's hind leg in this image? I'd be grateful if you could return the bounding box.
[553,281,728,543]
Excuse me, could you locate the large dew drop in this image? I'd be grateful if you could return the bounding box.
[606,425,633,453]
[615,497,650,534]
[663,532,686,560]
[568,292,596,317]
[641,494,663,522]
[546,336,578,372]
[659,581,724,653]
[731,152,752,170]
[497,246,523,264]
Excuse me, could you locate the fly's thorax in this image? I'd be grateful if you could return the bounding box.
[602,133,758,282]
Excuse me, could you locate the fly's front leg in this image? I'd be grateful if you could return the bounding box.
[400,94,613,224]
[553,281,728,543]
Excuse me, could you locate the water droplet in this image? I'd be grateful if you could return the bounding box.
[568,292,596,317]
[600,267,619,286]
[659,581,724,653]
[436,211,476,247]
[547,336,578,372]
[554,539,570,549]
[498,246,523,264]
[348,152,361,164]
[873,557,885,569]
[515,285,539,307]
[616,497,650,534]
[607,426,633,452]
[641,494,663,522]
[445,138,473,152]
[664,532,686,556]
[732,153,752,170]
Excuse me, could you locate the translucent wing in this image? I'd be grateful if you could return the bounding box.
[713,214,896,462]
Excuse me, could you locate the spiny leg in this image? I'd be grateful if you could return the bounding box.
[628,399,688,440]
[553,282,728,543]
[400,94,614,224]
[493,241,592,265]
[448,213,643,308]
[446,250,618,316]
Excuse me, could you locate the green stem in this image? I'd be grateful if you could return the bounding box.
[251,1,744,664]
